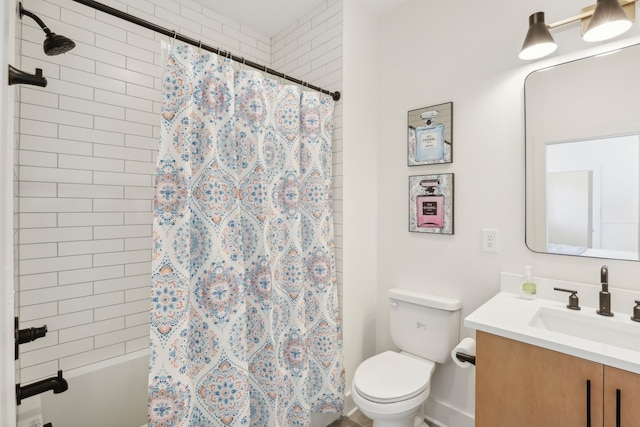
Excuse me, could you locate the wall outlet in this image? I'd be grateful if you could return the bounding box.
[482,228,499,253]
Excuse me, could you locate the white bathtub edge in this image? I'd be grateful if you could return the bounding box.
[65,348,150,379]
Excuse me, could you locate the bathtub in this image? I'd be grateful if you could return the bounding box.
[17,348,340,427]
[18,350,149,427]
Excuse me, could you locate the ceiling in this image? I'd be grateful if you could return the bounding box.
[193,0,411,36]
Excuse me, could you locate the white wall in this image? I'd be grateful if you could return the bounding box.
[342,0,379,413]
[15,0,343,392]
[1,0,17,424]
[374,0,640,424]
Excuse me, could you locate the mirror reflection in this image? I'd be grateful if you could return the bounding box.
[525,43,640,261]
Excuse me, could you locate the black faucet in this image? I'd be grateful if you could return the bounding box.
[8,65,47,87]
[554,287,581,310]
[16,370,68,405]
[596,265,614,317]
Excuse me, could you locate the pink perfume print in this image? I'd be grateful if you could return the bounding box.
[416,179,444,228]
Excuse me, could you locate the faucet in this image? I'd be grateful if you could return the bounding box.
[596,265,614,317]
[16,370,68,405]
[554,287,581,310]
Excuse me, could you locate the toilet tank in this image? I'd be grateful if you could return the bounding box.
[388,288,461,364]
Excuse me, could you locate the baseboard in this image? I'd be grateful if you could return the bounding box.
[424,397,474,427]
[344,390,357,417]
[344,391,474,427]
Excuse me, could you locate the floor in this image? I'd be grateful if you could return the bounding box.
[328,410,372,427]
[329,410,435,427]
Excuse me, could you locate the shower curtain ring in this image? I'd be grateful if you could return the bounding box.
[172,31,177,45]
[198,40,202,54]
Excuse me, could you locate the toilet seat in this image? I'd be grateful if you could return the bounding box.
[353,351,435,404]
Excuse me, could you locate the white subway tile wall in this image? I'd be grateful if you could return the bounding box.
[17,0,343,383]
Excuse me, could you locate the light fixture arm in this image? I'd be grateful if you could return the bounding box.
[548,10,600,29]
[547,0,637,29]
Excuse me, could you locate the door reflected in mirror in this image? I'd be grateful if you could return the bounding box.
[545,135,639,260]
[525,43,640,261]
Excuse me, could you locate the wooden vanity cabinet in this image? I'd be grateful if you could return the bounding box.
[476,331,640,427]
[604,365,640,427]
[476,331,604,427]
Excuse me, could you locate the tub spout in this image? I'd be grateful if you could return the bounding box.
[8,65,47,87]
[16,370,68,405]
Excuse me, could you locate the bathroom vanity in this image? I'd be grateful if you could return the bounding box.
[475,331,640,426]
[467,273,640,427]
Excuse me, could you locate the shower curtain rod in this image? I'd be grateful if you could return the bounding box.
[70,0,342,101]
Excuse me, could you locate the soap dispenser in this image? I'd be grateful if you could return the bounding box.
[520,265,537,300]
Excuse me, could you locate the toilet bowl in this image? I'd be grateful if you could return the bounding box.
[352,351,434,427]
[351,288,461,427]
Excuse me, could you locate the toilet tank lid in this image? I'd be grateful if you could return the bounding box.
[388,288,461,311]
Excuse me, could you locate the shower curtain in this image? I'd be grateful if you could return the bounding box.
[148,43,343,427]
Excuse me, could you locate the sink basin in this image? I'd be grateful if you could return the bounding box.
[529,306,640,352]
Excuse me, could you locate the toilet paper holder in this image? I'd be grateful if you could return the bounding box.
[455,352,476,365]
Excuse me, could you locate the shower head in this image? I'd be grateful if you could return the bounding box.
[43,33,77,56]
[19,3,76,56]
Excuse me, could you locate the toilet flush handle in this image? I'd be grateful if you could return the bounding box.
[388,301,399,308]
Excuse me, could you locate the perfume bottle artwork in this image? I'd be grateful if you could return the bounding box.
[409,173,453,234]
[414,110,445,163]
[416,179,444,228]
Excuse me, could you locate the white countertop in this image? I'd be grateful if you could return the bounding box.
[465,273,640,374]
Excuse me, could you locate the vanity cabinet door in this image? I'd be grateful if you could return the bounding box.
[604,366,640,427]
[476,331,604,427]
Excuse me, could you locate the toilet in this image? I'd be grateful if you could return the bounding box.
[351,288,461,427]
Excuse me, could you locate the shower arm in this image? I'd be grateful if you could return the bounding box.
[19,4,53,35]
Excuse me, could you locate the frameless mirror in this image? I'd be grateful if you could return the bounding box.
[525,43,640,261]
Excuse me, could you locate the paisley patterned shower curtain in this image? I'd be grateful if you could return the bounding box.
[147,43,343,426]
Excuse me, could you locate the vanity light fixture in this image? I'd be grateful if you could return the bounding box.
[519,12,558,60]
[519,0,637,60]
[584,0,633,41]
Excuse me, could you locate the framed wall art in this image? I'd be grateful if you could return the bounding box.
[407,102,453,165]
[409,173,454,234]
